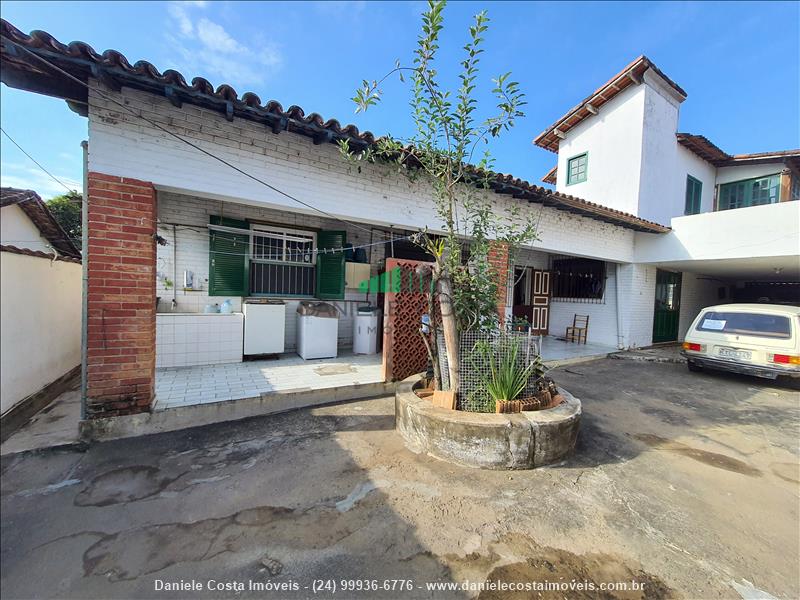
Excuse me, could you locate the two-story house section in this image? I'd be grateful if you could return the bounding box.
[533,55,799,343]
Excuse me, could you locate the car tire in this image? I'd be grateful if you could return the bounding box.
[687,360,702,372]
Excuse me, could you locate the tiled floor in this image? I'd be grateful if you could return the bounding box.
[154,351,383,410]
[540,335,617,363]
[154,337,612,411]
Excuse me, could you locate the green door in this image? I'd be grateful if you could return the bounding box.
[652,270,682,343]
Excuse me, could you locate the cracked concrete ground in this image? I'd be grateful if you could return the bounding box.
[1,359,798,599]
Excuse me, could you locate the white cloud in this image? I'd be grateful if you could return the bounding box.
[168,3,195,37]
[165,2,282,87]
[1,163,82,197]
[196,18,241,54]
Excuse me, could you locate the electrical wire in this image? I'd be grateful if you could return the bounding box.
[1,35,382,234]
[0,126,79,196]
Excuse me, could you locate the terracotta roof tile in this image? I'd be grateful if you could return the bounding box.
[0,20,669,234]
[0,243,81,263]
[0,188,81,259]
[677,133,800,168]
[533,56,686,153]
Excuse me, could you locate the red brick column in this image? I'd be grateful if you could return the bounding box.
[488,241,510,324]
[85,172,157,418]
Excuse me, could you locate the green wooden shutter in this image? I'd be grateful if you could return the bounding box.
[208,215,249,296]
[316,230,346,300]
[685,176,702,215]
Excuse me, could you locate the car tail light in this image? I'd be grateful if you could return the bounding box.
[682,342,704,352]
[771,354,800,365]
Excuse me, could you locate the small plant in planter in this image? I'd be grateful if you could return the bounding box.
[480,338,537,414]
[511,315,530,332]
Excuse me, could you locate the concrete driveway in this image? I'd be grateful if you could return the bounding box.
[1,359,798,599]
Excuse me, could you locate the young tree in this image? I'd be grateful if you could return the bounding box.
[343,0,536,392]
[47,190,82,240]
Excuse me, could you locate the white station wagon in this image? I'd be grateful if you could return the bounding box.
[682,304,800,380]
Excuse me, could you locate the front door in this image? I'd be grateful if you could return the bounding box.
[652,269,682,343]
[530,270,551,335]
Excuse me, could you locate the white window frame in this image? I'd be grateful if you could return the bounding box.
[250,224,316,266]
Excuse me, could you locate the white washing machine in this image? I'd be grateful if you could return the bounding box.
[243,300,286,355]
[297,302,339,359]
[353,306,381,354]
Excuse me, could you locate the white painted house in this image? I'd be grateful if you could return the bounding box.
[1,21,797,420]
[0,188,82,433]
[536,55,799,343]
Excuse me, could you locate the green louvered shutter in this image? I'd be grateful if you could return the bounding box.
[208,215,249,296]
[316,230,346,300]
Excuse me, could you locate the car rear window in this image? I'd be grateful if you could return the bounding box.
[696,311,792,339]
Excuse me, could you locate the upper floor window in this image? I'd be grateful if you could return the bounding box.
[566,152,588,185]
[718,174,780,211]
[684,175,702,215]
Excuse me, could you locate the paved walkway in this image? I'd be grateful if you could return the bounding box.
[154,352,383,410]
[0,377,82,456]
[540,335,616,365]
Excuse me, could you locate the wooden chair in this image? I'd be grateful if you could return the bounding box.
[566,314,589,344]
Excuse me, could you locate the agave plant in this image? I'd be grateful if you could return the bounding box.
[482,338,536,402]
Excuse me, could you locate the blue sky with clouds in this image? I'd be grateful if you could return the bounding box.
[1,0,798,199]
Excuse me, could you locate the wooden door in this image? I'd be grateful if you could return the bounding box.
[530,270,551,335]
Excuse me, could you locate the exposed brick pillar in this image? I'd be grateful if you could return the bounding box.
[85,172,156,418]
[488,241,510,324]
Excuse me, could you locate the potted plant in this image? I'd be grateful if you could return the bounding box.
[511,315,530,332]
[481,338,537,413]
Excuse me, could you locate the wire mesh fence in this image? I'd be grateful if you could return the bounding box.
[438,328,543,413]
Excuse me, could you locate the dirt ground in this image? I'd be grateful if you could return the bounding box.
[1,359,798,599]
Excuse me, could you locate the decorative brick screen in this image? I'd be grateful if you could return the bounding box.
[488,241,510,323]
[381,258,435,382]
[86,172,157,418]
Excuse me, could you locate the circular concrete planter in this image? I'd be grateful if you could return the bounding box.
[395,377,581,469]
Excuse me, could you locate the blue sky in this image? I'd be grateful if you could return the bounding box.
[1,0,798,199]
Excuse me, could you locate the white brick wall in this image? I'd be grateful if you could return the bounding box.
[87,84,638,263]
[512,247,620,347]
[678,273,720,340]
[86,83,665,347]
[156,191,384,351]
[616,263,658,348]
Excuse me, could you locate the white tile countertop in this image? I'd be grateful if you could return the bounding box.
[156,312,244,368]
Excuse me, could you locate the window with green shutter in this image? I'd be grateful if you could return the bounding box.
[718,174,780,210]
[208,215,249,296]
[684,175,702,215]
[316,230,346,300]
[566,152,588,185]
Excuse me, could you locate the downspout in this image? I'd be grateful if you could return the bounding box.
[80,141,89,420]
[615,262,624,350]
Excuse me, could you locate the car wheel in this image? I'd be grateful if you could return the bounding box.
[687,360,702,372]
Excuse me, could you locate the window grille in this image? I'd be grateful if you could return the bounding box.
[549,254,605,304]
[249,225,316,296]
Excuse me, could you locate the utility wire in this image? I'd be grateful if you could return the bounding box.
[1,35,382,235]
[0,126,79,195]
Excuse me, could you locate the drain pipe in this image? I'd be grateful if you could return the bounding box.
[79,141,89,420]
[615,262,624,350]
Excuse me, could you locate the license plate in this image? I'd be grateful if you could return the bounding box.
[718,347,752,360]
